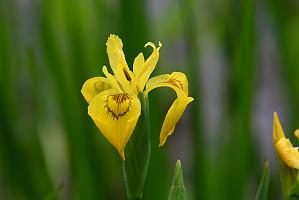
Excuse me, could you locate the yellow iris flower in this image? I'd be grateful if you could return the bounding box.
[273,112,299,169]
[81,34,194,160]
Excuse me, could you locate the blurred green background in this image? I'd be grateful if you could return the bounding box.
[1,0,299,199]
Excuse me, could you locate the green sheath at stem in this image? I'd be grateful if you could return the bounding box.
[123,93,151,199]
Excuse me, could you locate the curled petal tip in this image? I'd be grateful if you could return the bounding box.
[144,41,162,51]
[158,41,162,48]
[144,42,156,49]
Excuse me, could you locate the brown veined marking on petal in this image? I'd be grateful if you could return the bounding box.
[94,81,111,96]
[105,93,133,120]
[167,77,184,91]
[123,68,132,81]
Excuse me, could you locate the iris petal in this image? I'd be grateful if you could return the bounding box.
[106,35,137,94]
[133,53,145,77]
[106,34,128,74]
[273,112,286,144]
[145,72,193,146]
[88,89,141,160]
[135,42,162,91]
[145,72,189,96]
[276,138,299,169]
[273,113,299,169]
[81,77,111,103]
[159,96,193,146]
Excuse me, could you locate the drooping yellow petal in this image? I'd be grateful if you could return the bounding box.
[145,72,193,146]
[106,34,128,74]
[88,89,141,160]
[145,72,189,96]
[136,41,162,92]
[273,112,286,144]
[275,138,299,169]
[81,77,111,103]
[159,96,194,146]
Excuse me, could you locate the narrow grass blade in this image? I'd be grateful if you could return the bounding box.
[255,161,270,200]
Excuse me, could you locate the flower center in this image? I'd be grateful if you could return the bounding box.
[105,93,133,119]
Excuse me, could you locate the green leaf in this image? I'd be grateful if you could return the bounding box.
[168,160,185,200]
[123,93,151,199]
[255,161,270,200]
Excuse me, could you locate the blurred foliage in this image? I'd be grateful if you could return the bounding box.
[0,0,299,199]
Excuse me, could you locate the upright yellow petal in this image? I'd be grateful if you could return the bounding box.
[102,66,123,93]
[145,72,193,146]
[106,35,138,94]
[115,61,138,94]
[273,112,286,144]
[133,53,145,76]
[106,34,128,74]
[275,138,299,169]
[81,77,111,103]
[136,42,162,92]
[88,89,141,160]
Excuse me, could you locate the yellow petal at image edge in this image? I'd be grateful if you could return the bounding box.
[273,112,286,144]
[88,90,141,160]
[81,77,111,103]
[275,138,299,169]
[159,96,194,147]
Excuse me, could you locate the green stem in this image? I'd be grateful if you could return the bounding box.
[123,93,151,199]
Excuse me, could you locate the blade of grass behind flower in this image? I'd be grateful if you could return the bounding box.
[178,0,206,199]
[38,0,111,198]
[255,161,270,200]
[267,0,299,141]
[218,0,257,199]
[0,0,54,198]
